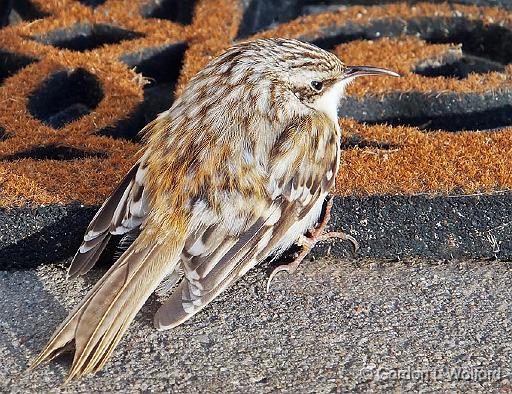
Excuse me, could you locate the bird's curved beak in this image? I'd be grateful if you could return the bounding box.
[342,65,400,79]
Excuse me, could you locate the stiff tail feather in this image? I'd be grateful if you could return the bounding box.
[29,234,181,381]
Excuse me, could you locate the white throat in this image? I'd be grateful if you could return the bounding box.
[310,78,353,127]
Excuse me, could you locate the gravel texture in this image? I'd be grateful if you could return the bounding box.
[1,257,511,392]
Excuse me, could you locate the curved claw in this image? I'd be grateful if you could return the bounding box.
[319,231,359,255]
[347,234,360,255]
[266,263,299,293]
[267,265,288,293]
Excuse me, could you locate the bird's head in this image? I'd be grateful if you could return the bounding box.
[173,38,399,134]
[262,38,400,123]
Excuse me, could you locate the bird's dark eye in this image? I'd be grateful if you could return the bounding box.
[310,80,323,91]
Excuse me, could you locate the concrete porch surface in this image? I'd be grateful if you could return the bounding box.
[1,257,511,393]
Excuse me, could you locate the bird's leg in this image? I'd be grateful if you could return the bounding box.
[267,196,359,292]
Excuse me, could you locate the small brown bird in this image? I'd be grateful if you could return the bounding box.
[30,38,398,379]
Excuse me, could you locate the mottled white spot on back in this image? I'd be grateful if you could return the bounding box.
[187,238,207,257]
[186,269,200,280]
[326,169,333,180]
[79,244,94,253]
[267,206,281,225]
[182,302,195,314]
[84,230,101,242]
[243,149,254,164]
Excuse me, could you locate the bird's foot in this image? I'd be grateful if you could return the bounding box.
[266,235,314,293]
[266,196,359,292]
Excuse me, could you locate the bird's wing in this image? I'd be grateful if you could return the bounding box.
[154,196,282,329]
[67,160,150,278]
[154,116,339,329]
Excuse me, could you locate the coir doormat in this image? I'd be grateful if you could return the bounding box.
[1,0,512,269]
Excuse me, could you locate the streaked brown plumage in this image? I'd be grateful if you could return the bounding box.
[30,38,398,380]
